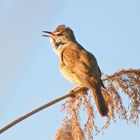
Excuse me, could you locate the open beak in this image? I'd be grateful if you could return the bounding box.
[42,31,55,37]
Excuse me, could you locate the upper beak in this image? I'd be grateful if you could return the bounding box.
[42,31,55,37]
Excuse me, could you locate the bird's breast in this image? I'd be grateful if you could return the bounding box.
[59,63,81,85]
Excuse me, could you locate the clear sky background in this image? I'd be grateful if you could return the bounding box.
[0,0,140,140]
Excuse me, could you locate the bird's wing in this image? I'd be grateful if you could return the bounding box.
[61,43,101,82]
[78,48,101,82]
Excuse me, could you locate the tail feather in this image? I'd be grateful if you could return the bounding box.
[92,88,108,117]
[81,78,108,117]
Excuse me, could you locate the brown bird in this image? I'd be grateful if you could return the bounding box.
[43,25,108,117]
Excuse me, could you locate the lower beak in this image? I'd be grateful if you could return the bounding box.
[42,31,54,37]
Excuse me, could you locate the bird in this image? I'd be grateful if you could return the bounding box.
[43,25,109,117]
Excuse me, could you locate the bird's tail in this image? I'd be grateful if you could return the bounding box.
[92,87,109,117]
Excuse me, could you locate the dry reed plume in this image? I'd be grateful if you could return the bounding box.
[56,69,140,140]
[0,69,139,138]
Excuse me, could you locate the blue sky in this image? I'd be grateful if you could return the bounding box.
[0,0,140,140]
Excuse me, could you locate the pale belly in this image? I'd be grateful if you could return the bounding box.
[59,65,81,85]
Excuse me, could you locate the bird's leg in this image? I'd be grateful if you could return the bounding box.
[69,85,88,98]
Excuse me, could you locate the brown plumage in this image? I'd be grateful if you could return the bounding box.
[43,25,109,117]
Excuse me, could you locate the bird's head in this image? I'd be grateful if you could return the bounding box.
[43,25,76,51]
